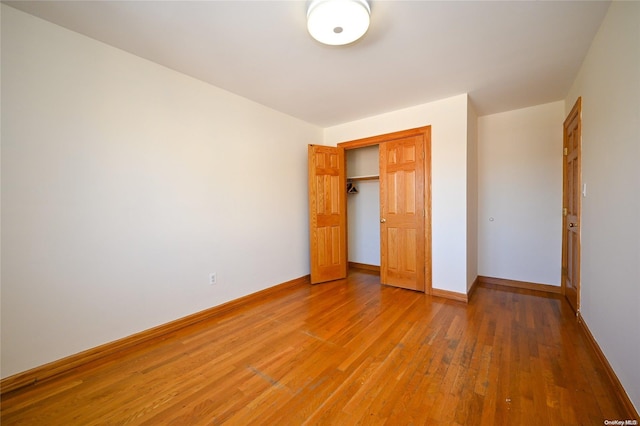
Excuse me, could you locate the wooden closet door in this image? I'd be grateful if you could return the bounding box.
[379,136,425,291]
[563,98,581,313]
[308,145,347,284]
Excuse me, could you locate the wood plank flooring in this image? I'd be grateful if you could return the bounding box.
[1,270,632,425]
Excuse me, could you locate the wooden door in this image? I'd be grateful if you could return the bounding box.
[562,98,582,313]
[308,145,347,284]
[379,135,425,291]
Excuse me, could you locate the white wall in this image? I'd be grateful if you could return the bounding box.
[347,181,380,266]
[325,94,470,294]
[346,145,379,178]
[478,101,564,285]
[346,146,380,266]
[565,1,640,411]
[466,101,478,290]
[0,5,321,378]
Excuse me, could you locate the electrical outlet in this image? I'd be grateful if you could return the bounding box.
[209,273,217,285]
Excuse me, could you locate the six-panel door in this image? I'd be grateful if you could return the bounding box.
[308,145,348,284]
[379,136,426,291]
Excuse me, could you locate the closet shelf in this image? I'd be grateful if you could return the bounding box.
[347,175,379,182]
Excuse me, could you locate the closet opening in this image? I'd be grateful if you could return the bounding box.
[346,145,381,274]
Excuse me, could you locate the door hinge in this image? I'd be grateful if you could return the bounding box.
[563,207,568,217]
[564,147,568,156]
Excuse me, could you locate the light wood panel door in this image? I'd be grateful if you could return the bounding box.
[562,98,581,313]
[308,145,347,284]
[379,135,425,291]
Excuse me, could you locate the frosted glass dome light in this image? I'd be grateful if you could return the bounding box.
[307,0,371,46]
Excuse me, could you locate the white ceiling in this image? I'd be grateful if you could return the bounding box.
[5,0,610,127]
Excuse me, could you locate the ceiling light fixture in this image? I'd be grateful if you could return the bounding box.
[307,0,371,46]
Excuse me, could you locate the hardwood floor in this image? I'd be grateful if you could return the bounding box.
[1,270,632,425]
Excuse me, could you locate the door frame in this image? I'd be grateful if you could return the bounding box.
[561,97,582,313]
[338,126,432,294]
